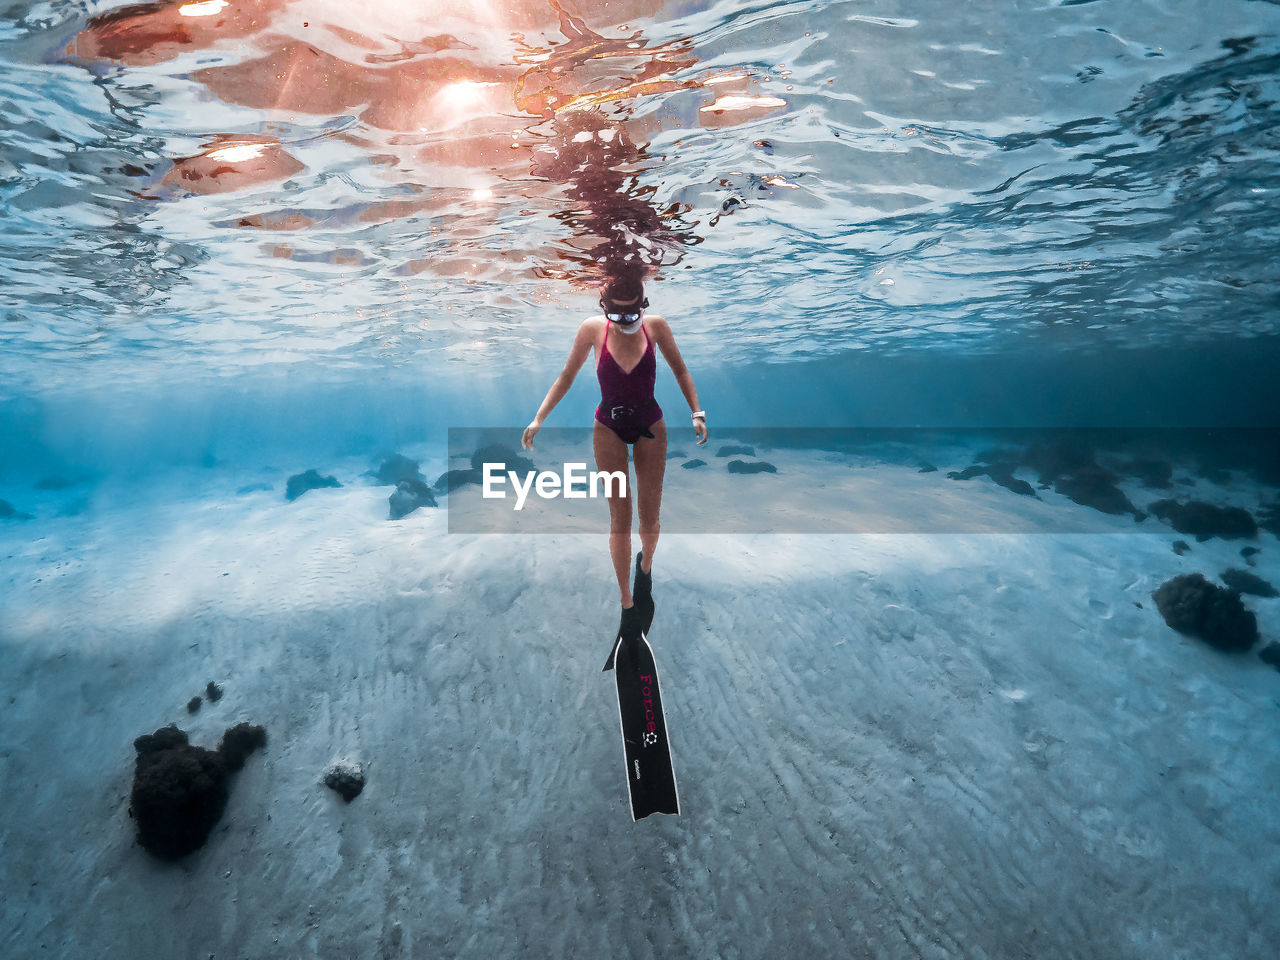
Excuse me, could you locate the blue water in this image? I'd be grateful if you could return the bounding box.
[2,1,1279,409]
[2,2,1280,958]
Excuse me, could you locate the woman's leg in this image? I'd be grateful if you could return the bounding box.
[632,419,667,573]
[593,420,634,606]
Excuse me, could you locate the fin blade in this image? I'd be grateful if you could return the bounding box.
[613,631,679,819]
[602,634,622,672]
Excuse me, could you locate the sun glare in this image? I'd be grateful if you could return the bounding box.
[206,142,267,163]
[178,0,229,17]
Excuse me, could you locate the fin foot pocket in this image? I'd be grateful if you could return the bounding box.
[633,552,655,636]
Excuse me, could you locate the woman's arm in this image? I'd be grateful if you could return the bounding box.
[648,315,708,445]
[522,317,597,449]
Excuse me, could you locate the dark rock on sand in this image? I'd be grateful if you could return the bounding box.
[1148,499,1257,541]
[1241,546,1260,567]
[286,469,341,502]
[717,444,756,457]
[946,464,1037,498]
[1,499,32,520]
[186,697,201,714]
[918,463,938,473]
[1152,573,1258,652]
[728,459,777,474]
[372,454,425,486]
[1172,540,1191,556]
[434,468,483,492]
[1259,643,1280,670]
[990,471,1036,497]
[682,459,707,469]
[389,478,437,520]
[1054,463,1138,516]
[206,681,223,702]
[1011,440,1140,516]
[1219,568,1277,597]
[129,722,266,859]
[324,759,365,802]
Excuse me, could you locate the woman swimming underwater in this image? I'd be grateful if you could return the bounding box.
[522,270,707,641]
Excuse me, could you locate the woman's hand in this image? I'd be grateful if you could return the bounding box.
[521,418,542,450]
[693,416,708,445]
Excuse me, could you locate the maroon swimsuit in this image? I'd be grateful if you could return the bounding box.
[595,321,663,444]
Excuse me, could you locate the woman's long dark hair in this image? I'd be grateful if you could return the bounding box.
[600,265,646,305]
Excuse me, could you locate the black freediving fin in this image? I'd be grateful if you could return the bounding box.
[612,630,679,820]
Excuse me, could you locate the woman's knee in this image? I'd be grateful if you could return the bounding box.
[636,483,661,533]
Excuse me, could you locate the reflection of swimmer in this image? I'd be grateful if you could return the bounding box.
[522,269,706,638]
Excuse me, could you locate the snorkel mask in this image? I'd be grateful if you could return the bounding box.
[602,296,648,334]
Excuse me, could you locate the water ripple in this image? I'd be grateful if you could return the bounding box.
[0,0,1277,390]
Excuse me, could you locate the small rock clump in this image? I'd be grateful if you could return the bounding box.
[727,459,777,474]
[324,759,366,803]
[1,499,32,520]
[1054,463,1139,517]
[129,722,267,859]
[1152,573,1258,652]
[1148,500,1257,541]
[286,469,341,502]
[1219,568,1277,598]
[1020,440,1140,517]
[390,478,437,519]
[947,463,1037,498]
[372,454,424,486]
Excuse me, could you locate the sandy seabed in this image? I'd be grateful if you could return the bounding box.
[2,446,1278,959]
